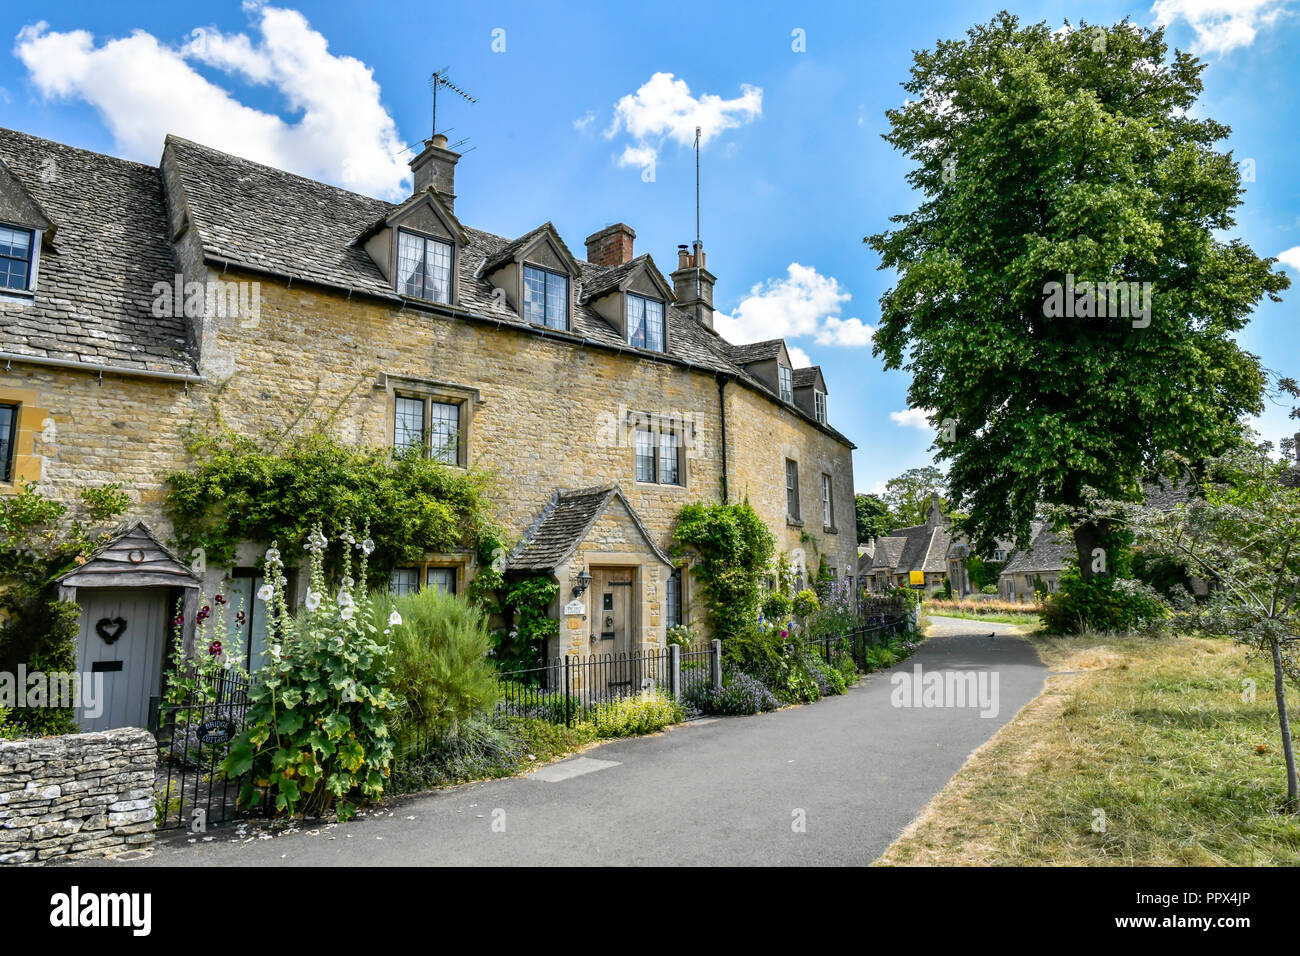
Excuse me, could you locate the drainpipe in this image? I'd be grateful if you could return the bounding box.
[716,374,730,503]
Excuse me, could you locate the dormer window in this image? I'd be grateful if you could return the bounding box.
[626,293,665,351]
[814,390,827,424]
[779,365,793,404]
[523,265,568,330]
[397,229,453,304]
[0,225,34,292]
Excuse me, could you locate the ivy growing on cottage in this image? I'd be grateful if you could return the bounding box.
[164,429,502,584]
[0,483,129,737]
[672,499,775,641]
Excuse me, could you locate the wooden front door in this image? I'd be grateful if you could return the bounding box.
[592,568,635,653]
[591,567,637,693]
[74,587,169,732]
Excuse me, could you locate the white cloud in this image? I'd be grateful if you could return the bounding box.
[1152,0,1290,55]
[605,72,761,169]
[787,345,812,368]
[889,408,935,431]
[572,110,596,133]
[1276,246,1300,271]
[713,263,874,354]
[14,7,410,199]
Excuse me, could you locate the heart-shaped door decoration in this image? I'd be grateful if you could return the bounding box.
[95,616,127,644]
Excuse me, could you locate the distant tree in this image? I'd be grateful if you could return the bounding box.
[883,466,948,528]
[868,14,1289,600]
[855,493,893,542]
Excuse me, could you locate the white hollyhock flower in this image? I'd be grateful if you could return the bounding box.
[265,548,281,563]
[388,610,402,627]
[340,605,354,621]
[256,584,274,602]
[337,589,354,607]
[361,538,375,555]
[305,590,321,611]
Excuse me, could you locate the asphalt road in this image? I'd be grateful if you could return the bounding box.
[125,615,1045,866]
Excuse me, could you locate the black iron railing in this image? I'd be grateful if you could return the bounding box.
[496,642,724,727]
[149,672,267,832]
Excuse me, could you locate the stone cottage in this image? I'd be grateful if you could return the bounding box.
[858,494,954,595]
[0,125,858,730]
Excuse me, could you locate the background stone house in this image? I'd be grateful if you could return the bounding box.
[858,494,951,595]
[997,523,1071,602]
[0,125,858,729]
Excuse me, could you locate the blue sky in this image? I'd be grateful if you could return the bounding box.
[1,0,1297,494]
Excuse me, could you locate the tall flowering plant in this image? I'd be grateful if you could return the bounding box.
[163,590,249,708]
[224,518,395,821]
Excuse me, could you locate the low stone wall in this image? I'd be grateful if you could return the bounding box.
[0,727,156,865]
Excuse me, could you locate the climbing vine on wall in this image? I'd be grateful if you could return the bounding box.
[0,483,129,737]
[164,428,502,585]
[672,499,776,641]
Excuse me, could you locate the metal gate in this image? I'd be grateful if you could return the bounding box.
[148,674,267,831]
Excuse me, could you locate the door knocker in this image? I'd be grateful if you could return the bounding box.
[95,617,127,644]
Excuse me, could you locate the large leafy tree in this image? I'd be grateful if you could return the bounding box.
[868,14,1288,575]
[883,466,947,528]
[855,492,893,541]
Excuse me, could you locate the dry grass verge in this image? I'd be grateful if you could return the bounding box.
[875,632,1300,866]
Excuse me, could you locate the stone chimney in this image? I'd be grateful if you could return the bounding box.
[926,492,944,528]
[409,134,461,211]
[671,241,716,330]
[585,223,636,267]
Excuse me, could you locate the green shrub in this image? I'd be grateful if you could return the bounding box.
[792,589,820,617]
[1039,565,1170,635]
[803,652,847,696]
[864,646,898,670]
[372,588,499,748]
[577,690,684,738]
[502,715,595,760]
[390,715,522,791]
[686,667,780,715]
[761,590,792,621]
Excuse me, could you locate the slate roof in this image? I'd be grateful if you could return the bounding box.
[0,128,195,375]
[1001,526,1075,575]
[859,535,905,573]
[505,485,670,573]
[723,339,785,366]
[792,366,824,389]
[0,129,853,447]
[577,253,652,302]
[479,221,578,277]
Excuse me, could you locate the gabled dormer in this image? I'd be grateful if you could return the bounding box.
[725,339,795,403]
[792,366,828,424]
[480,223,582,331]
[0,156,55,301]
[579,253,674,353]
[352,185,467,306]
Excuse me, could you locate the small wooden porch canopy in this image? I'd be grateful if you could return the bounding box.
[56,521,202,648]
[57,520,201,592]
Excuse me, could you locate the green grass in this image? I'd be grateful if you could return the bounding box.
[928,609,1038,626]
[877,632,1300,866]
